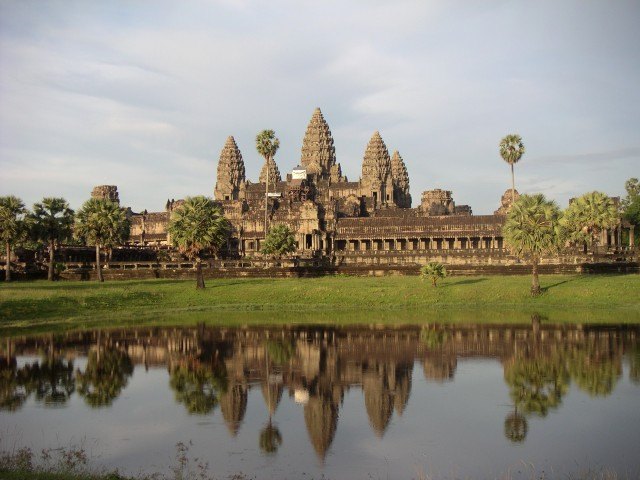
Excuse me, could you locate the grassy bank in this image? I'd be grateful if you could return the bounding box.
[1,274,639,335]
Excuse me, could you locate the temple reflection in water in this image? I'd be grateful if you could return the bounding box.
[2,322,639,460]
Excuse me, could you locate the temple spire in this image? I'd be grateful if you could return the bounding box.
[300,107,342,181]
[391,150,411,208]
[361,131,392,206]
[214,136,246,201]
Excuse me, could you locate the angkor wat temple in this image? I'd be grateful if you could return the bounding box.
[86,108,633,272]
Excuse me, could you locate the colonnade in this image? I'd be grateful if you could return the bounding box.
[335,235,504,253]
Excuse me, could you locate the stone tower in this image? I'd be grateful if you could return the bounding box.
[214,136,246,201]
[361,131,392,207]
[391,150,411,208]
[259,157,282,186]
[300,108,342,181]
[91,185,120,204]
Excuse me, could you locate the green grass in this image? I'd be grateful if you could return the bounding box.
[1,274,639,335]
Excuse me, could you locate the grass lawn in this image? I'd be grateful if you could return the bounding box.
[1,274,639,335]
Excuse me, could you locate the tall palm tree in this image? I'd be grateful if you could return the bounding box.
[561,191,619,251]
[499,134,526,204]
[29,197,74,281]
[167,196,229,289]
[503,194,562,295]
[256,130,280,236]
[74,198,130,282]
[0,196,28,282]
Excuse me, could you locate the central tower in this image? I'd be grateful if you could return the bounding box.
[300,108,344,182]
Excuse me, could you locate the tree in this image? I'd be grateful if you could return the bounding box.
[29,197,74,281]
[256,130,280,235]
[499,134,526,204]
[561,191,618,251]
[622,178,640,237]
[74,198,130,282]
[261,224,296,258]
[420,262,447,287]
[0,196,28,282]
[503,194,562,295]
[167,196,229,289]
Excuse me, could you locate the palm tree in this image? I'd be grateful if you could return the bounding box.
[74,198,130,282]
[561,191,619,251]
[0,196,28,282]
[167,196,229,289]
[420,262,447,287]
[256,130,280,235]
[503,194,562,295]
[29,197,74,281]
[499,134,526,204]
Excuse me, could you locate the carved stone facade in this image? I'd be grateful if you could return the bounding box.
[123,108,542,259]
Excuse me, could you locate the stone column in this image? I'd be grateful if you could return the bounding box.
[630,225,635,248]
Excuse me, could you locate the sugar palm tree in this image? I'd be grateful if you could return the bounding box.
[256,130,280,235]
[75,198,130,282]
[561,191,619,251]
[167,196,229,289]
[0,195,28,282]
[499,134,526,204]
[29,197,74,281]
[420,262,447,287]
[503,194,562,295]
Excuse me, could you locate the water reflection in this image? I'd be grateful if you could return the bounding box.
[1,321,639,463]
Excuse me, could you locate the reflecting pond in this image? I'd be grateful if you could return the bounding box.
[1,322,639,479]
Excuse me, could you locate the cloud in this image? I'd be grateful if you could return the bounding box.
[1,0,639,215]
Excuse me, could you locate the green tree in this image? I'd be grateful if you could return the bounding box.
[256,130,280,234]
[261,224,296,258]
[503,194,562,295]
[74,198,130,282]
[622,179,640,242]
[167,196,229,289]
[420,262,447,287]
[29,197,74,281]
[561,191,619,251]
[0,196,28,282]
[499,134,526,203]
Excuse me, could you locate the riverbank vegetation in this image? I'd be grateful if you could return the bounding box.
[1,274,639,335]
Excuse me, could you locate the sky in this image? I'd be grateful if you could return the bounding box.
[1,0,639,214]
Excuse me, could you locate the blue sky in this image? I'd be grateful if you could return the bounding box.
[1,0,638,214]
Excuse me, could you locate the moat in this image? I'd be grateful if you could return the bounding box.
[1,321,639,479]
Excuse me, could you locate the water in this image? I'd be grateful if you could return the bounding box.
[1,322,639,479]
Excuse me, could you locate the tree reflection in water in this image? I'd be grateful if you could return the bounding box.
[169,363,227,415]
[76,347,133,408]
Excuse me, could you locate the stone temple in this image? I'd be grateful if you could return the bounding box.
[119,108,628,264]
